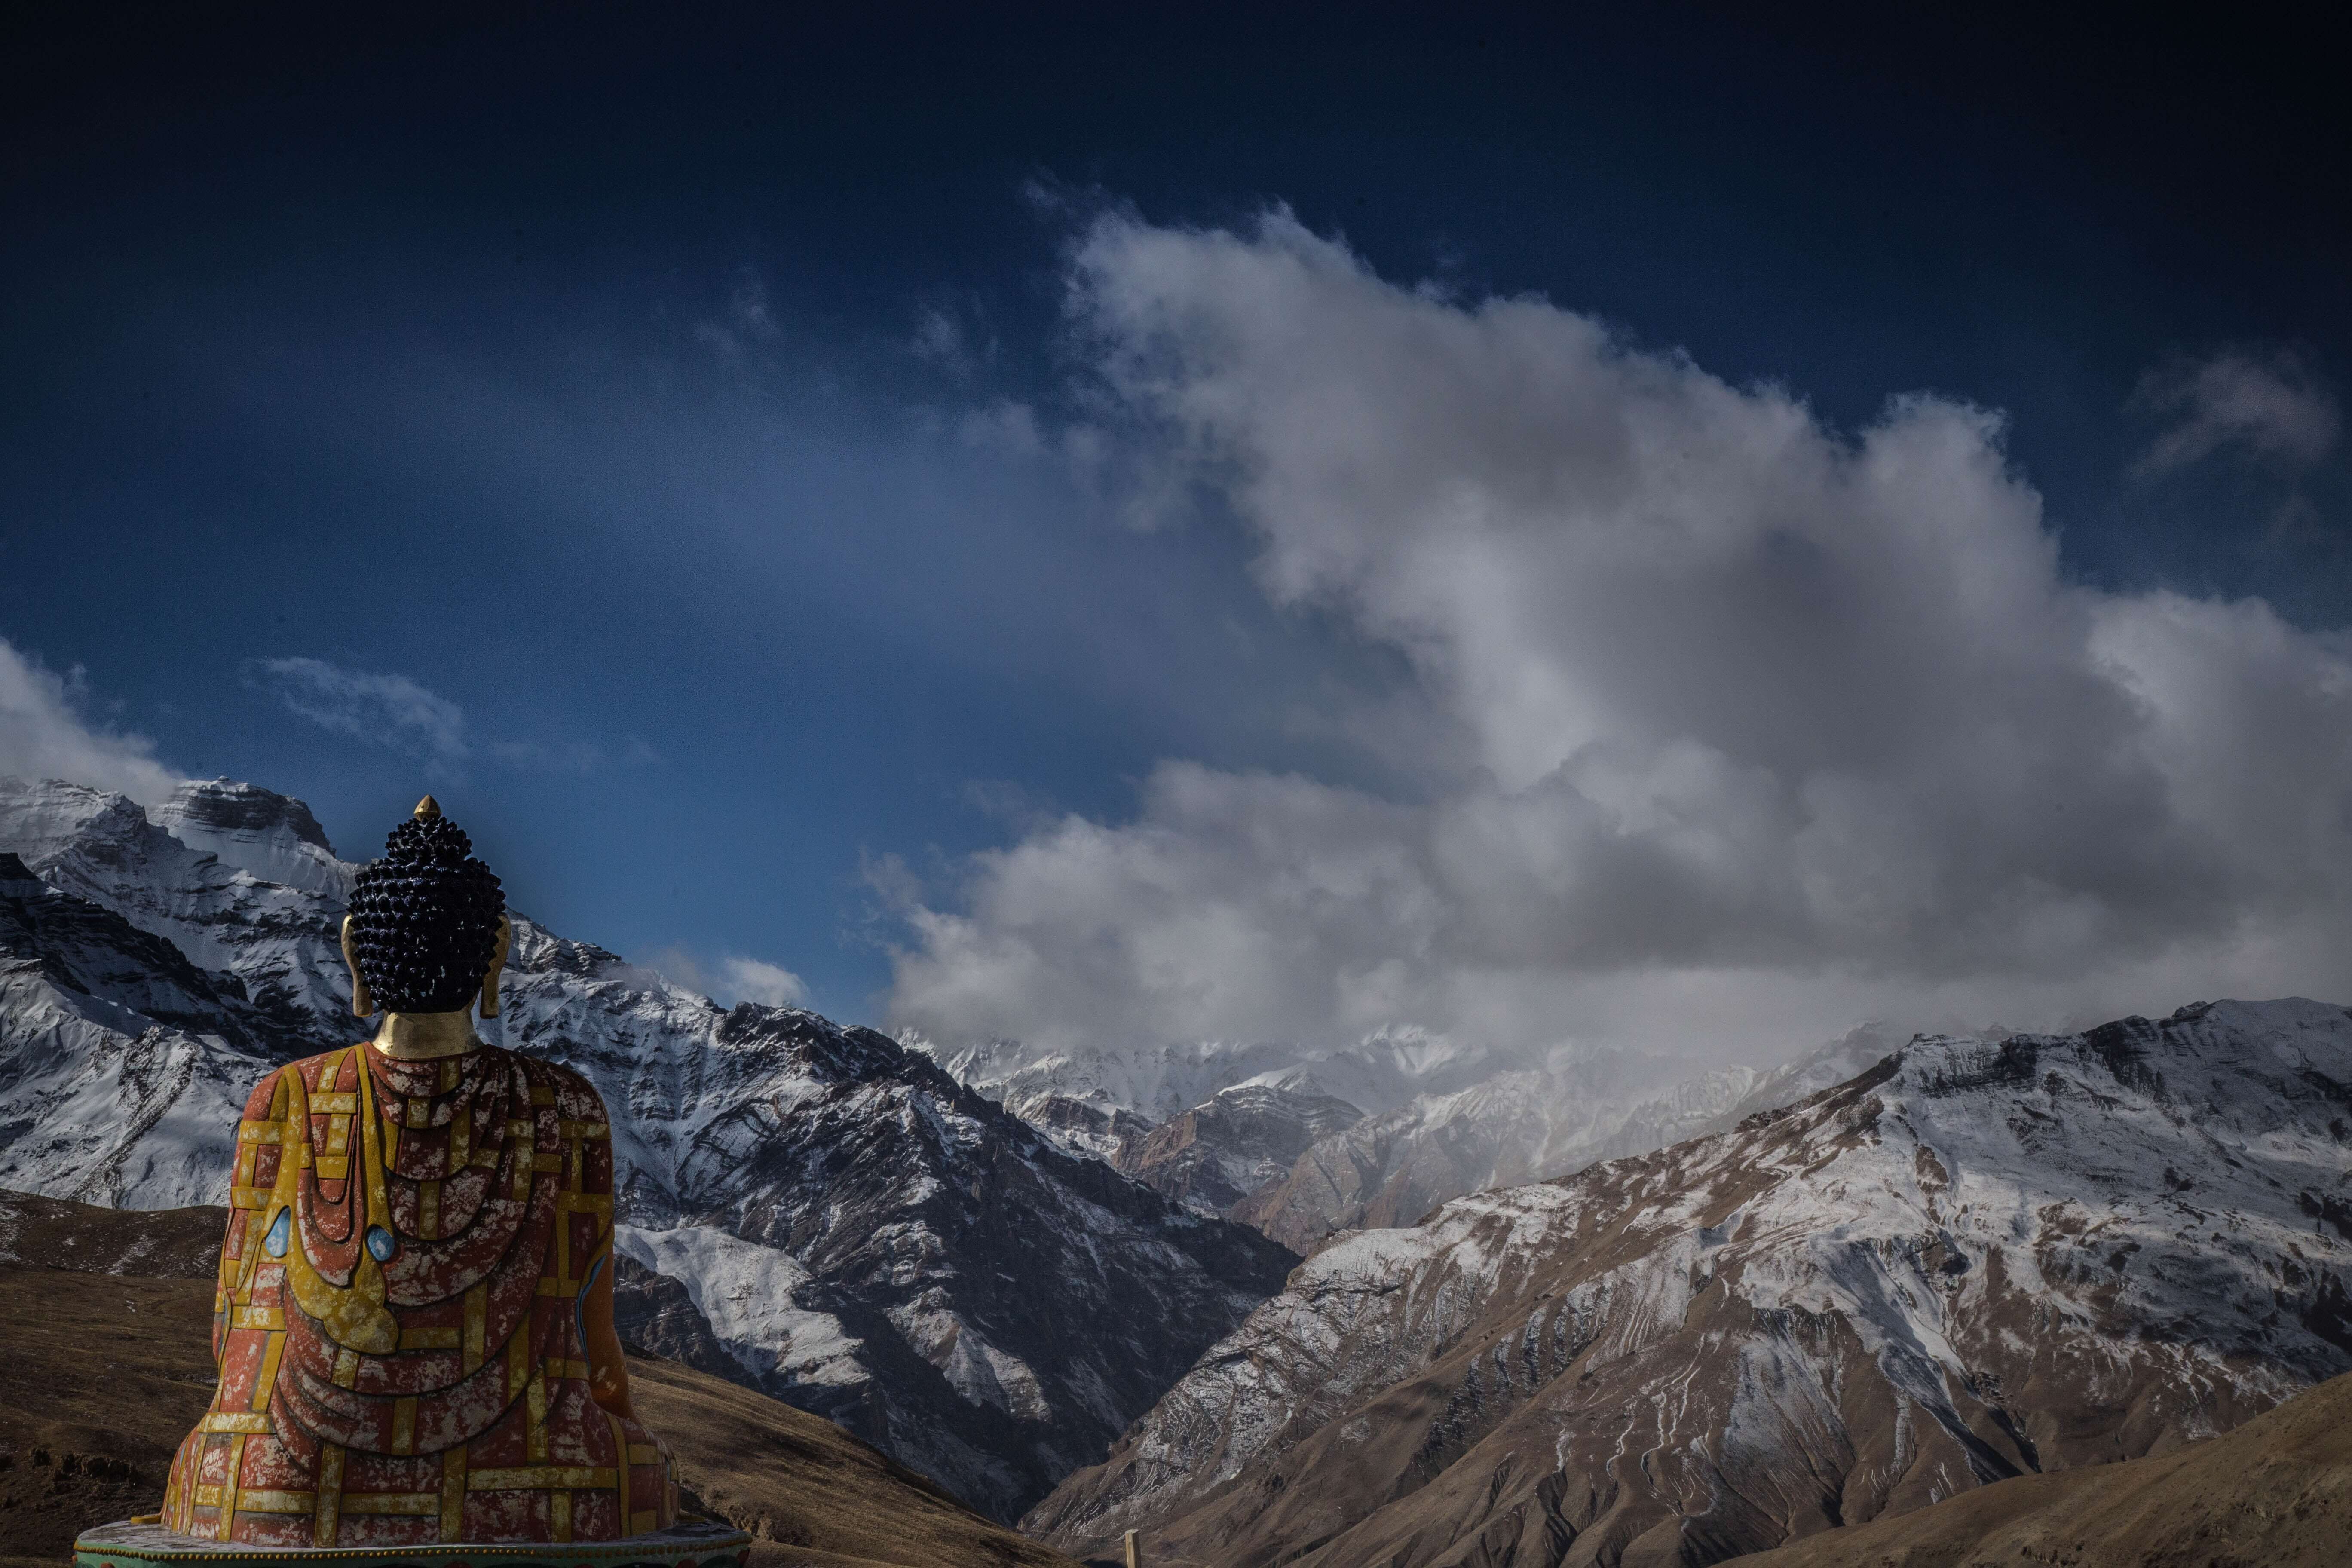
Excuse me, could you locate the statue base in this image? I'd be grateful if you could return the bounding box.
[74,1518,753,1568]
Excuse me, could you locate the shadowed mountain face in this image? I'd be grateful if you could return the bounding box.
[0,854,264,1049]
[570,999,1299,1520]
[0,1192,1078,1568]
[0,775,1296,1523]
[1027,1000,2352,1568]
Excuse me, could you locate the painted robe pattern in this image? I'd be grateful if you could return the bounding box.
[162,1041,678,1547]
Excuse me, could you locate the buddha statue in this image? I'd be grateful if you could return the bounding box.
[78,799,747,1568]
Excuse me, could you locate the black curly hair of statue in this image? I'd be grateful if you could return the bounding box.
[346,811,505,1013]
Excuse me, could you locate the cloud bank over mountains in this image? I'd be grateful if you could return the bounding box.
[9,209,2347,1070]
[882,210,2352,1064]
[0,637,182,804]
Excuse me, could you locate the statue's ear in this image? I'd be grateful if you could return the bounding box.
[480,914,513,1019]
[341,915,375,1018]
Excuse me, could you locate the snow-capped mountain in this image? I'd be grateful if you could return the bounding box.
[910,1011,1905,1264]
[906,1027,1504,1125]
[0,774,1295,1523]
[0,847,287,1206]
[999,1089,1157,1166]
[915,1020,1802,1258]
[5,776,355,1049]
[1015,1063,1768,1263]
[1115,1084,1367,1213]
[1026,1000,2352,1566]
[1234,1059,1762,1255]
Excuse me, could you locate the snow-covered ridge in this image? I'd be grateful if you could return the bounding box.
[2,776,355,1056]
[904,1024,1504,1123]
[1029,998,2352,1566]
[614,1222,866,1390]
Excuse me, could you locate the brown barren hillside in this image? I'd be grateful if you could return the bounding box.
[630,1353,1078,1568]
[0,1191,1077,1568]
[1724,1368,2352,1568]
[0,1267,219,1568]
[0,1189,226,1276]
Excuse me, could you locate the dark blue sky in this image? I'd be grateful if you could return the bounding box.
[3,4,2345,1030]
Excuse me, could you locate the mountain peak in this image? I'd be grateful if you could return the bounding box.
[149,776,334,855]
[143,776,349,903]
[0,775,153,863]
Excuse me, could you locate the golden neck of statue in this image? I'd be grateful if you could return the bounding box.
[371,1009,483,1060]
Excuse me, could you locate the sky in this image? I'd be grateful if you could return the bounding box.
[3,4,2348,1068]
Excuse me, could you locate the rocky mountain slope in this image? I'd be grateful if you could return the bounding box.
[1115,1084,1368,1214]
[0,1192,1079,1568]
[0,774,1295,1523]
[0,844,284,1207]
[1027,1000,2352,1567]
[1726,1368,2352,1568]
[1707,1022,1920,1132]
[1000,1090,1157,1167]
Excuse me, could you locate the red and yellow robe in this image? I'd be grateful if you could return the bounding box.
[162,1041,677,1547]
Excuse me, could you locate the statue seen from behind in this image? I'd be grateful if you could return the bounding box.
[76,798,748,1568]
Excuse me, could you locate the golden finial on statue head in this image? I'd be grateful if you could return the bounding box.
[413,795,441,820]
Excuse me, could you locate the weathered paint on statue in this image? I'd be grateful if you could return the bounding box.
[153,799,681,1550]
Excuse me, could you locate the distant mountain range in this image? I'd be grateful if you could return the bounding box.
[1025,999,2352,1565]
[911,1020,1905,1258]
[0,774,1292,1523]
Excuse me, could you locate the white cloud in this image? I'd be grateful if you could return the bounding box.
[251,658,649,779]
[0,636,184,804]
[2133,348,2340,474]
[719,956,810,1008]
[881,209,2352,1064]
[646,946,810,1010]
[247,657,467,761]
